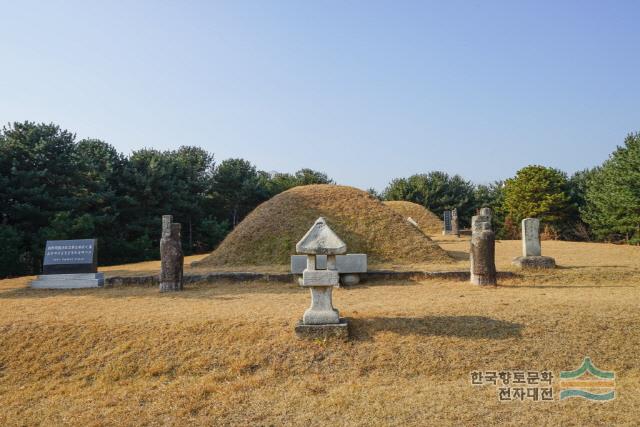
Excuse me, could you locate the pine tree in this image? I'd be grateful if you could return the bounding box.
[502,165,575,234]
[582,133,640,242]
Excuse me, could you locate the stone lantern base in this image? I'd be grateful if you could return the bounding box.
[512,256,556,269]
[295,318,349,341]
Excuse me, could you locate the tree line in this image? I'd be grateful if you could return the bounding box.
[0,122,332,277]
[379,132,640,243]
[1,121,638,278]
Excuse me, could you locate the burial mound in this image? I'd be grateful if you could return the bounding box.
[196,185,452,267]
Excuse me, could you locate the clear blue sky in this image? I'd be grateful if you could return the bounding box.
[1,1,638,191]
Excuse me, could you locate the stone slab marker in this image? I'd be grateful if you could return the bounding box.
[521,218,541,257]
[451,208,460,237]
[294,217,349,340]
[512,217,556,269]
[443,210,452,235]
[469,209,496,285]
[160,215,184,292]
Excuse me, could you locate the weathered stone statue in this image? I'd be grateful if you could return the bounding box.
[470,212,497,285]
[512,218,556,269]
[294,217,349,340]
[160,215,184,292]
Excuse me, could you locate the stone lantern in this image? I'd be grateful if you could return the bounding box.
[294,217,349,340]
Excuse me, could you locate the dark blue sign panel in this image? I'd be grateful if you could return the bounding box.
[43,239,98,274]
[443,211,452,231]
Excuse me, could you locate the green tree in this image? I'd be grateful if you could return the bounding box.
[502,165,575,235]
[567,168,597,211]
[366,188,382,200]
[473,181,507,237]
[563,168,598,240]
[117,146,217,260]
[259,168,334,198]
[382,171,476,226]
[0,121,80,274]
[293,168,333,185]
[213,159,267,227]
[0,225,23,277]
[582,133,640,242]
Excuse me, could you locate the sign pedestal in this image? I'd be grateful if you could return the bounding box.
[31,273,104,289]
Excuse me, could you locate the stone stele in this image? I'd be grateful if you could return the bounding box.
[521,218,541,257]
[511,218,556,269]
[451,208,460,236]
[295,217,349,340]
[160,215,184,292]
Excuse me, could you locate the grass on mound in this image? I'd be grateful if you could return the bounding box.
[384,200,443,235]
[196,185,452,267]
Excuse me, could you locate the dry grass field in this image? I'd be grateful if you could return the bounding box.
[1,239,639,426]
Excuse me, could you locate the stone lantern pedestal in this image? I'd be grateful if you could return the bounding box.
[294,217,349,340]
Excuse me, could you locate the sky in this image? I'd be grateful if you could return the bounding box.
[1,1,639,191]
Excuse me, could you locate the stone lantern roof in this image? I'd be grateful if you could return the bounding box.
[295,217,347,255]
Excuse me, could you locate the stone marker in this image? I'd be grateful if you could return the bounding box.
[31,239,104,289]
[160,215,184,292]
[451,208,460,236]
[294,217,349,340]
[469,213,497,285]
[443,210,452,235]
[512,218,556,269]
[521,218,541,257]
[479,207,492,217]
[407,217,419,228]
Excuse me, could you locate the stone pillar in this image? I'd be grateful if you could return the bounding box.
[470,215,496,285]
[304,286,340,324]
[160,215,184,292]
[451,208,459,237]
[522,218,541,257]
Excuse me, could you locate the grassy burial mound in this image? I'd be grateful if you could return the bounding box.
[196,185,452,267]
[384,200,443,235]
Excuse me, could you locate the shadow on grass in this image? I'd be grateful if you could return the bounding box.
[503,284,635,289]
[0,281,305,299]
[556,265,631,269]
[349,315,523,341]
[446,250,470,261]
